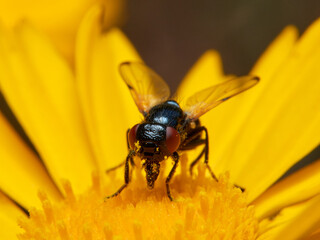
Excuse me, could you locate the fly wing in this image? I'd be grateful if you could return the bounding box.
[183,75,259,120]
[119,62,171,115]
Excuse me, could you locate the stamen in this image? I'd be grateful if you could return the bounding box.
[103,224,113,240]
[19,162,258,239]
[62,180,76,204]
[91,171,101,193]
[57,222,70,240]
[174,223,183,240]
[38,192,54,223]
[133,221,143,240]
[200,193,209,220]
[184,204,195,230]
[83,225,92,240]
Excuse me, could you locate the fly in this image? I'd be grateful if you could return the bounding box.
[105,62,259,201]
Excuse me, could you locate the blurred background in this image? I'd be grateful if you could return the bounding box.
[123,0,320,90]
[122,0,319,174]
[0,0,319,173]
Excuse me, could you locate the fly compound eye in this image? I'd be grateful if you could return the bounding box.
[128,124,139,149]
[165,127,180,153]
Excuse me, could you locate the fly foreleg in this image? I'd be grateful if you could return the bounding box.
[104,150,134,201]
[166,152,179,201]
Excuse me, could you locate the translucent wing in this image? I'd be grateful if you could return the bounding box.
[183,75,259,120]
[119,62,170,115]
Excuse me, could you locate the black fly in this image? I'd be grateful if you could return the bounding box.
[105,62,259,201]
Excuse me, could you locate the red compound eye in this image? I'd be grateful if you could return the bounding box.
[166,127,180,153]
[128,124,139,149]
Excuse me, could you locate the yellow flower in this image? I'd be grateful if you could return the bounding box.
[0,5,320,240]
[0,0,125,63]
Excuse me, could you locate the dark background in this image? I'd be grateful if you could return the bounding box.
[123,0,320,90]
[0,0,319,177]
[122,0,320,173]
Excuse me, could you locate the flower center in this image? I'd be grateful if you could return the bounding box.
[18,157,258,239]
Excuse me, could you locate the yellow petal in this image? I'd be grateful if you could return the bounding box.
[0,190,27,222]
[200,21,320,202]
[0,215,20,240]
[0,23,96,194]
[0,113,61,209]
[173,50,230,166]
[258,194,320,240]
[180,27,297,162]
[251,25,298,79]
[241,20,320,201]
[176,49,225,100]
[307,228,320,240]
[253,159,320,220]
[0,192,25,239]
[76,6,141,172]
[201,25,297,186]
[0,0,125,62]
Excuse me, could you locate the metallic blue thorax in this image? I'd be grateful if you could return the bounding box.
[146,100,184,128]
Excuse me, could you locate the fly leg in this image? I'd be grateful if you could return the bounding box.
[199,127,245,191]
[186,127,245,192]
[183,126,218,181]
[105,129,135,174]
[105,161,125,174]
[197,126,218,181]
[166,152,179,201]
[104,150,134,200]
[106,158,135,174]
[189,147,205,176]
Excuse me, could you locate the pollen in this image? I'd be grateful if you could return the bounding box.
[18,156,258,240]
[135,140,141,151]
